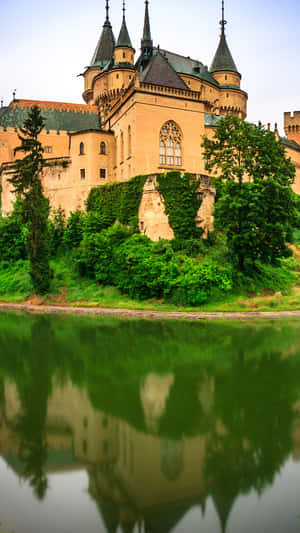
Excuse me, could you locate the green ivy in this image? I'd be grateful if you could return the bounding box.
[157,171,202,240]
[86,175,147,230]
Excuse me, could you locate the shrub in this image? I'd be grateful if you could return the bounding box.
[63,211,85,250]
[0,215,27,262]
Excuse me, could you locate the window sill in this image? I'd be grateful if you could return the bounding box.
[158,164,185,171]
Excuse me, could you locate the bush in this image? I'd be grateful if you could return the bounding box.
[76,230,233,305]
[0,215,27,262]
[63,211,85,250]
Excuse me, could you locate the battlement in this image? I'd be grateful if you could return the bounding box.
[284,112,300,143]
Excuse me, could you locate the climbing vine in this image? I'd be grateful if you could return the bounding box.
[157,171,202,240]
[86,175,147,230]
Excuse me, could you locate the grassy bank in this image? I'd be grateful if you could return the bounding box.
[0,251,300,313]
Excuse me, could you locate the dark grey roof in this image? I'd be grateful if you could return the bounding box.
[140,51,189,90]
[116,15,132,48]
[158,49,219,87]
[91,19,115,68]
[281,137,300,152]
[0,100,100,132]
[204,113,223,127]
[210,28,239,75]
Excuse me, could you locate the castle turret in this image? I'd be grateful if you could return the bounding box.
[91,0,115,69]
[83,0,115,104]
[210,0,241,88]
[114,1,135,66]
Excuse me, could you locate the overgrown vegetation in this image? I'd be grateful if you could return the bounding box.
[202,116,296,271]
[157,171,202,239]
[0,114,300,308]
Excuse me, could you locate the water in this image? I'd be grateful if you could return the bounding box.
[0,311,299,533]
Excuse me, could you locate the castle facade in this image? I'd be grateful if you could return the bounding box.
[0,1,300,236]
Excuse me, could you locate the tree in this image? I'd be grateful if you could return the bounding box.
[202,116,296,271]
[8,105,51,293]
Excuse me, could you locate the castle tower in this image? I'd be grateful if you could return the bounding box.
[210,0,241,89]
[140,0,153,68]
[284,112,300,145]
[114,1,135,66]
[83,0,115,104]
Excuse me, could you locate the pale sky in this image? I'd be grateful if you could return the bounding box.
[0,0,299,135]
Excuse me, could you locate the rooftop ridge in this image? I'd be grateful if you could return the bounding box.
[11,100,98,114]
[156,48,204,66]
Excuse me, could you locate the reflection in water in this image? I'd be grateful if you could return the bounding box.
[0,313,300,532]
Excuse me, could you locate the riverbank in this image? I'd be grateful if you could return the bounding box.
[1,301,300,320]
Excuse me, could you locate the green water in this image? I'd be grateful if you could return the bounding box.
[0,312,299,533]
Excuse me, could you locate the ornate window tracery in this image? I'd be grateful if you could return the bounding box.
[159,121,182,166]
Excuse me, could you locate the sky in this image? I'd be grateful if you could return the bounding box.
[0,0,299,135]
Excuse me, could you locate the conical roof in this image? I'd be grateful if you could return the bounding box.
[210,27,239,74]
[116,15,133,48]
[91,6,115,67]
[142,0,152,46]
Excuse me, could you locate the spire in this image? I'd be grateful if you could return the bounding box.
[141,1,153,62]
[116,0,133,48]
[210,0,239,75]
[91,0,115,67]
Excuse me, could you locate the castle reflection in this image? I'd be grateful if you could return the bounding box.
[1,364,300,533]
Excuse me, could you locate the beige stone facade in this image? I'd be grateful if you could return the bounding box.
[0,2,299,235]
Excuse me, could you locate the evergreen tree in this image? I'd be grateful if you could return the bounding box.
[202,116,296,270]
[8,105,51,293]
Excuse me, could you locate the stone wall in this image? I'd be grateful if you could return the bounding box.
[138,174,215,241]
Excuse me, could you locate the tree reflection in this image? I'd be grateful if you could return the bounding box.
[14,318,53,499]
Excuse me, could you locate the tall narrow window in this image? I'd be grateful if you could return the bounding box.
[175,143,181,166]
[159,121,182,167]
[128,125,131,157]
[167,138,174,165]
[80,168,85,180]
[120,131,124,162]
[79,142,85,155]
[160,141,166,164]
[100,141,106,155]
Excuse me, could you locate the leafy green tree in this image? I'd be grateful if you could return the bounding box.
[202,116,296,270]
[8,105,51,293]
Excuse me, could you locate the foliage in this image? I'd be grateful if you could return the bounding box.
[0,214,27,261]
[63,210,85,250]
[86,175,147,230]
[157,171,202,239]
[48,207,66,256]
[0,260,32,297]
[202,116,296,271]
[214,180,294,269]
[76,227,232,305]
[8,105,51,293]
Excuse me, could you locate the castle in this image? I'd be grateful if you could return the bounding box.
[0,0,300,239]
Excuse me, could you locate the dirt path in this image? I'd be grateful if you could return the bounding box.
[0,302,300,320]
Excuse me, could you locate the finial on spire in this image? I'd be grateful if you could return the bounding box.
[105,0,109,21]
[220,0,227,32]
[123,0,126,17]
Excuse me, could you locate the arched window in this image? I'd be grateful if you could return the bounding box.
[159,121,182,167]
[128,126,131,157]
[120,131,124,162]
[79,142,85,155]
[100,141,106,155]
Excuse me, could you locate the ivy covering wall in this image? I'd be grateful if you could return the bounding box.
[86,175,147,230]
[87,171,202,239]
[157,171,202,240]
